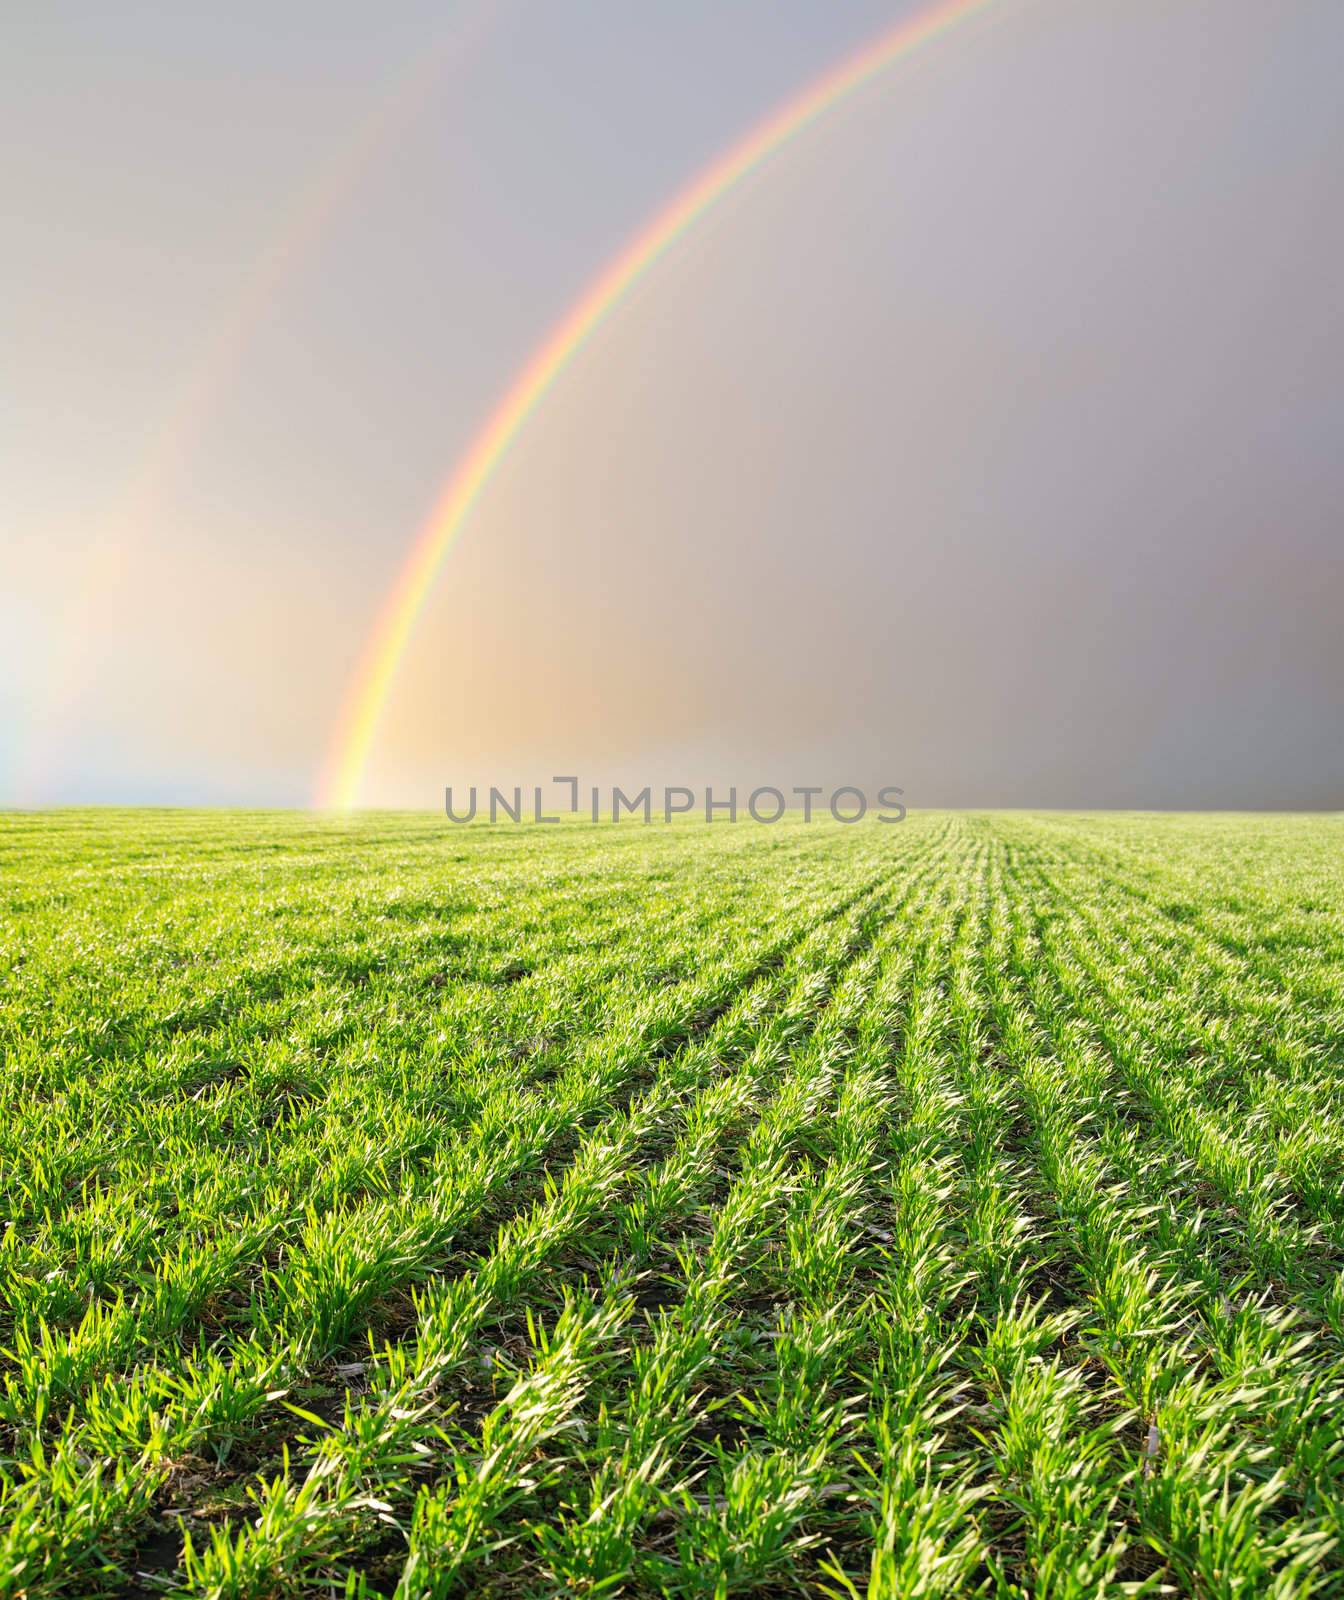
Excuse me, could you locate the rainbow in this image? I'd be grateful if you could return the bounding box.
[317,0,996,809]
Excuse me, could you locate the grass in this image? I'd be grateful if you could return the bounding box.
[0,807,1342,1598]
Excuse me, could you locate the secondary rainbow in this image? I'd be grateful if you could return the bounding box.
[317,0,996,809]
[16,0,497,807]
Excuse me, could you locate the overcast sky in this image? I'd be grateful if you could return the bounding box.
[4,0,1341,809]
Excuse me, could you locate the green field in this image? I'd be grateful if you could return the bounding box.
[1,810,1342,1599]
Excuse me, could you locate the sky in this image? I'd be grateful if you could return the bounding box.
[4,0,1342,810]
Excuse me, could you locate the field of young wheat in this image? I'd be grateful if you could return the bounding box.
[0,809,1341,1598]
